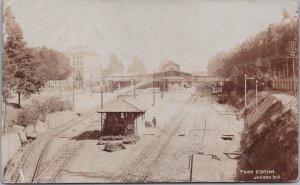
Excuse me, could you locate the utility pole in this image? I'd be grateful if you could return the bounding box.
[72,75,75,105]
[59,80,62,101]
[256,80,258,107]
[189,154,194,182]
[101,86,103,109]
[288,40,297,94]
[244,74,247,109]
[153,77,155,106]
[90,72,93,98]
[133,81,136,98]
[292,56,296,93]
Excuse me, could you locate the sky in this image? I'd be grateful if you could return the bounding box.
[7,0,298,73]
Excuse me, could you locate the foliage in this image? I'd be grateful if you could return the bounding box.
[207,10,298,92]
[31,47,71,81]
[3,7,71,106]
[3,8,43,104]
[127,57,148,74]
[122,134,140,144]
[17,106,41,127]
[16,97,73,127]
[104,142,126,152]
[104,53,124,75]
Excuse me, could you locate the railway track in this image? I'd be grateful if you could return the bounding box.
[9,85,137,183]
[34,121,99,183]
[122,91,199,183]
[11,110,99,183]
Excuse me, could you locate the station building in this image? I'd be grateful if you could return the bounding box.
[97,98,149,136]
[155,60,192,91]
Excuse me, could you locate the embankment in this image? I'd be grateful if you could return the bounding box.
[234,92,298,182]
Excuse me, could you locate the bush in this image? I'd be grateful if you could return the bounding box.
[122,135,140,144]
[17,107,40,127]
[45,97,73,113]
[104,142,126,152]
[100,135,124,141]
[16,97,74,127]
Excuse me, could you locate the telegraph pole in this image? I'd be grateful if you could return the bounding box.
[101,86,103,109]
[256,80,258,107]
[90,72,93,98]
[288,40,297,94]
[59,80,62,101]
[153,75,155,106]
[72,75,75,105]
[244,74,247,109]
[133,81,136,98]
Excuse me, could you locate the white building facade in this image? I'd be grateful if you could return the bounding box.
[65,47,102,84]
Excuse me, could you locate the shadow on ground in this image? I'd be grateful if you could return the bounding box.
[71,130,101,140]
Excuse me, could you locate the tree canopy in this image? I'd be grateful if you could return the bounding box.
[127,57,148,74]
[3,7,71,106]
[207,10,298,80]
[104,53,124,75]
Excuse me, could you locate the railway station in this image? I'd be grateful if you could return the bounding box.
[97,98,148,136]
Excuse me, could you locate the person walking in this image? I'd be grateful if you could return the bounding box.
[152,117,157,128]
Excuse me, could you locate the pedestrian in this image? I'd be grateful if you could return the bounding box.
[152,117,157,128]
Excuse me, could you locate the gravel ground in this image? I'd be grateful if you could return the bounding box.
[57,90,194,183]
[144,86,244,182]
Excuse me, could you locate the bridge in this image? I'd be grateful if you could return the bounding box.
[103,74,228,83]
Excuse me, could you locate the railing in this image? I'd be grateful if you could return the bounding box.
[271,78,298,92]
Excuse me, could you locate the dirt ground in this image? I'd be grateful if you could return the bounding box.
[57,90,194,183]
[57,85,244,183]
[144,88,243,182]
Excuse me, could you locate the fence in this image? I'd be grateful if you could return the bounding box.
[271,78,298,92]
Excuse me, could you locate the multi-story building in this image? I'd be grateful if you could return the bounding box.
[65,47,102,84]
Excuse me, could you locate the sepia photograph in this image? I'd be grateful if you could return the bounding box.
[1,0,299,183]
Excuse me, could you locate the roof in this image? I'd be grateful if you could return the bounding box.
[97,98,148,113]
[164,61,180,67]
[155,70,192,77]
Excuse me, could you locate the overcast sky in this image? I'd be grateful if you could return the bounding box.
[9,0,298,73]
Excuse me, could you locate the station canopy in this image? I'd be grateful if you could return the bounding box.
[97,98,149,113]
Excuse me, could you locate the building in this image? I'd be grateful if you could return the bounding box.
[159,60,180,72]
[65,46,102,84]
[156,60,192,91]
[97,98,149,136]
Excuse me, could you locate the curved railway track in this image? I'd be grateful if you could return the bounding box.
[122,91,199,183]
[34,122,99,183]
[11,110,99,183]
[10,85,138,183]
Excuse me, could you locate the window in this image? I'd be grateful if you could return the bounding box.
[121,113,124,119]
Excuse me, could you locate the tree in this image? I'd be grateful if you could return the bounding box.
[3,7,44,107]
[106,53,124,74]
[31,47,71,81]
[127,57,148,74]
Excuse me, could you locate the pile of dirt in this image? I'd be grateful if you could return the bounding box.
[236,93,298,182]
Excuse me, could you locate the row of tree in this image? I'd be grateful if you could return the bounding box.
[103,53,148,75]
[3,8,71,106]
[207,10,298,91]
[3,7,149,106]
